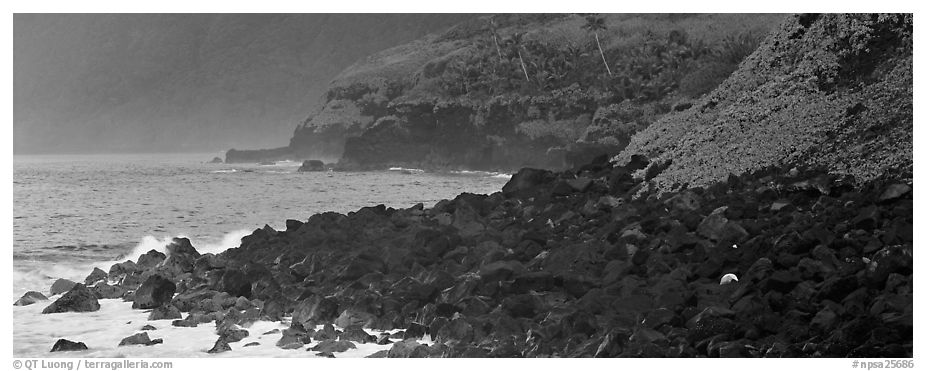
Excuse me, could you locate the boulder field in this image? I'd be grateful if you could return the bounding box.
[33,154,912,357]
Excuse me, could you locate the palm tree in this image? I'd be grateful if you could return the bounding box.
[582,15,613,78]
[508,32,531,82]
[487,18,505,62]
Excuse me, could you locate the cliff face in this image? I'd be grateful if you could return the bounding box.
[240,14,782,169]
[15,14,474,154]
[617,14,913,190]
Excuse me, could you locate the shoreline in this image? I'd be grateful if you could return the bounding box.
[14,155,914,357]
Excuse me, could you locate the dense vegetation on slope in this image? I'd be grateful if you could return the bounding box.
[617,13,912,190]
[14,14,473,154]
[246,14,781,168]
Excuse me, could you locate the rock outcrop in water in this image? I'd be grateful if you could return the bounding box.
[50,339,88,352]
[42,284,100,314]
[14,291,48,306]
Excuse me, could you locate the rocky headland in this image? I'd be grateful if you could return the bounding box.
[225,14,782,170]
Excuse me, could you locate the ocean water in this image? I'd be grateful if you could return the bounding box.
[12,153,506,357]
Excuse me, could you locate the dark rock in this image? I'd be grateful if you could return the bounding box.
[436,317,474,343]
[90,282,125,299]
[148,304,182,320]
[243,342,260,347]
[50,278,78,296]
[403,322,427,339]
[866,246,912,288]
[207,338,231,353]
[84,268,108,285]
[387,339,430,358]
[697,207,749,242]
[118,332,162,346]
[315,351,336,358]
[310,340,356,353]
[170,318,196,327]
[217,269,252,298]
[314,323,339,342]
[502,168,551,197]
[136,249,167,270]
[687,307,736,342]
[292,296,339,327]
[209,157,223,164]
[14,291,48,306]
[298,160,326,172]
[160,238,201,278]
[42,284,100,314]
[339,326,374,344]
[141,324,157,331]
[50,339,88,352]
[285,219,304,231]
[334,308,376,328]
[567,177,593,192]
[132,275,176,309]
[366,350,389,358]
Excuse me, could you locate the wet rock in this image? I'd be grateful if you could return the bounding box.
[315,351,336,358]
[339,326,374,344]
[292,296,339,327]
[436,317,474,343]
[310,340,356,353]
[207,338,231,353]
[314,323,339,342]
[171,319,197,327]
[132,275,176,310]
[387,339,430,358]
[50,339,88,352]
[403,322,427,339]
[298,160,326,172]
[84,268,108,285]
[118,332,162,346]
[137,249,167,270]
[14,291,48,306]
[366,350,389,358]
[217,269,252,298]
[334,308,376,329]
[160,238,201,278]
[50,278,78,296]
[90,282,126,299]
[42,284,100,314]
[148,304,182,320]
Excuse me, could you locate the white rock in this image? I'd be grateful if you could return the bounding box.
[720,273,739,285]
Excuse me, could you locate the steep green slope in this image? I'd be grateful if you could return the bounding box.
[14,14,474,154]
[617,13,912,190]
[236,14,782,167]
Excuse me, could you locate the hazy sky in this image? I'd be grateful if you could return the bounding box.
[13,13,474,155]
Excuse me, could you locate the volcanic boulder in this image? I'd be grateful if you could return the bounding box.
[133,275,176,309]
[42,284,100,314]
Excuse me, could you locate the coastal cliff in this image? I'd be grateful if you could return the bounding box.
[227,14,783,169]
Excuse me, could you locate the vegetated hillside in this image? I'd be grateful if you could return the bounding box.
[14,14,474,154]
[228,14,783,167]
[616,13,912,191]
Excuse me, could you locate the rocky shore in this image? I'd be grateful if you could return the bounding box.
[21,153,912,357]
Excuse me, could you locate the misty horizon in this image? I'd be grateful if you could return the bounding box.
[13,13,474,155]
